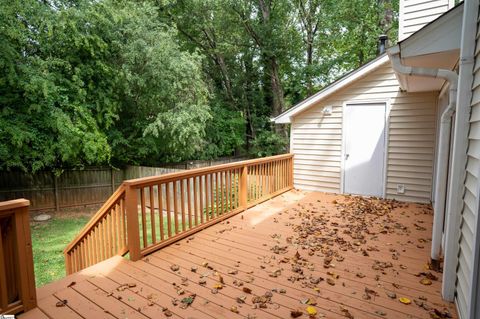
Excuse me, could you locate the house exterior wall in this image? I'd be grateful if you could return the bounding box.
[399,0,455,41]
[290,62,438,203]
[455,3,480,318]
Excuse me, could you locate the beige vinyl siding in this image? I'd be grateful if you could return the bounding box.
[399,0,453,40]
[291,62,438,203]
[455,10,480,318]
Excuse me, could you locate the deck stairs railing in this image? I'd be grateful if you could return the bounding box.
[64,154,294,274]
[0,199,36,315]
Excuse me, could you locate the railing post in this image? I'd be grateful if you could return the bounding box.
[64,252,72,275]
[125,183,141,261]
[239,165,248,209]
[11,200,37,312]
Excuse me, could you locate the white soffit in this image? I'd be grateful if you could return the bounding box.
[393,3,463,92]
[399,3,463,60]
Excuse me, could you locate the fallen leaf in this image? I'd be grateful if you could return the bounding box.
[67,281,76,288]
[306,306,317,316]
[420,278,432,285]
[56,299,67,307]
[399,297,412,305]
[243,287,252,294]
[386,291,397,299]
[291,309,303,318]
[230,305,239,313]
[170,264,180,272]
[341,307,354,319]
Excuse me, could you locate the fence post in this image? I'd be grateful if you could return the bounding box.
[53,174,60,212]
[124,183,141,261]
[111,168,115,194]
[239,165,248,209]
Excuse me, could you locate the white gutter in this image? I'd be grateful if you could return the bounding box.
[388,46,458,269]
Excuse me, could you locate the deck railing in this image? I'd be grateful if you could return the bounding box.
[65,154,294,274]
[0,199,36,315]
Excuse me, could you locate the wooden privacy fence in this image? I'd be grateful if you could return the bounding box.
[0,156,247,212]
[64,154,294,274]
[0,199,36,315]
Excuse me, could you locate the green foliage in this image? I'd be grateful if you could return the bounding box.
[250,130,288,158]
[1,0,399,171]
[197,104,245,159]
[1,0,210,171]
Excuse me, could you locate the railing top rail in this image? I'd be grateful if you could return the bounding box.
[64,185,125,254]
[123,153,294,188]
[0,198,30,212]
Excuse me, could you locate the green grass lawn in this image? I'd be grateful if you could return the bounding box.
[31,216,90,287]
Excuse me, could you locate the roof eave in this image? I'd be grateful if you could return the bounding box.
[273,54,390,124]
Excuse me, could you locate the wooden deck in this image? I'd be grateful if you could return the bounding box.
[20,191,457,319]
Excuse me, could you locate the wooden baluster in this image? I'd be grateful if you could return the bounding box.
[210,173,215,218]
[87,234,93,267]
[217,172,222,215]
[173,181,179,234]
[108,211,114,258]
[92,228,97,265]
[262,163,266,198]
[233,169,238,208]
[193,177,199,227]
[166,182,172,238]
[149,186,156,244]
[121,198,126,249]
[256,165,260,200]
[240,165,248,209]
[288,156,293,188]
[187,178,192,229]
[180,179,186,231]
[140,188,147,248]
[226,171,230,212]
[158,184,164,241]
[125,183,141,261]
[111,208,117,256]
[205,175,210,221]
[200,176,205,224]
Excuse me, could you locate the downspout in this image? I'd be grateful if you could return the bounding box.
[388,46,458,269]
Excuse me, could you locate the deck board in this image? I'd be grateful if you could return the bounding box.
[21,190,457,319]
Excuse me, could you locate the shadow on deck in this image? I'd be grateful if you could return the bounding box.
[20,190,457,319]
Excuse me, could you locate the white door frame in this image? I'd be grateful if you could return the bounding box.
[340,99,391,198]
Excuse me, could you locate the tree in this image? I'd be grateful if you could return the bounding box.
[0,0,210,171]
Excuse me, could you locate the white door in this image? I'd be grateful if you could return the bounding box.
[343,103,386,196]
